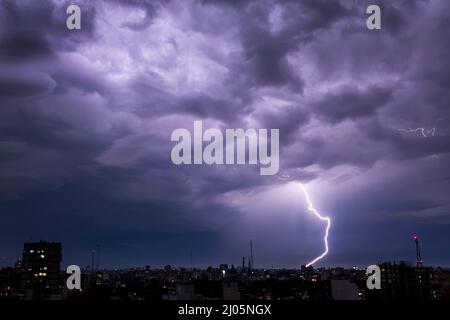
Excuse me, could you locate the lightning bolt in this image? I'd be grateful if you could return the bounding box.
[300,183,331,267]
[397,117,447,138]
[398,127,435,138]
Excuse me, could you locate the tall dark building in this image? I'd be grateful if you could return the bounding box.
[21,241,62,300]
[380,262,439,300]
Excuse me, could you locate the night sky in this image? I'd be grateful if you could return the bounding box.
[1,0,450,268]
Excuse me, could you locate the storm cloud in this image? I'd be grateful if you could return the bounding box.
[0,0,449,268]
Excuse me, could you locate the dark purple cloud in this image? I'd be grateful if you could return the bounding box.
[0,0,449,268]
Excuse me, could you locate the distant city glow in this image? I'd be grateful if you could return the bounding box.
[300,184,331,267]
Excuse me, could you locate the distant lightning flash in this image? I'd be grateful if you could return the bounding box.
[398,127,435,138]
[397,117,447,138]
[300,183,331,267]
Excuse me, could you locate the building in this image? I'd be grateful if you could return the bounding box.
[330,279,359,300]
[0,267,19,299]
[176,283,196,300]
[380,262,439,300]
[21,241,62,300]
[223,283,241,300]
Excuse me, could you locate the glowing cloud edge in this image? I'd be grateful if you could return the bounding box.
[300,183,331,267]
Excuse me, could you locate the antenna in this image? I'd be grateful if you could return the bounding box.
[250,240,254,270]
[91,250,95,272]
[96,244,100,271]
[413,234,423,267]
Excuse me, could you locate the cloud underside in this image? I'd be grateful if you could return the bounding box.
[1,0,450,266]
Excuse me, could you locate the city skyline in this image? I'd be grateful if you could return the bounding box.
[1,237,446,270]
[2,240,447,301]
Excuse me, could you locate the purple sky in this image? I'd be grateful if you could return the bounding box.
[1,0,450,268]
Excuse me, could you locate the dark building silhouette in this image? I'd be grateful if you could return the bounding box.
[380,262,439,300]
[20,241,62,300]
[0,267,19,299]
